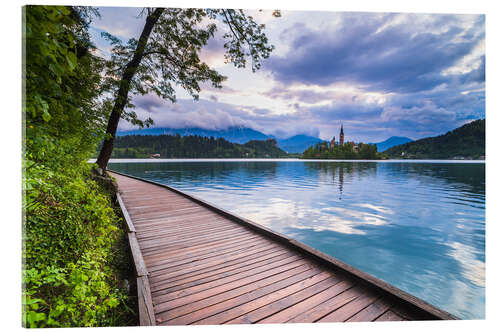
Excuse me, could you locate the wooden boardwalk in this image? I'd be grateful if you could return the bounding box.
[110,171,457,326]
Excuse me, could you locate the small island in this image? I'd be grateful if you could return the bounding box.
[301,125,383,160]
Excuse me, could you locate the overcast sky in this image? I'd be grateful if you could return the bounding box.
[89,7,485,142]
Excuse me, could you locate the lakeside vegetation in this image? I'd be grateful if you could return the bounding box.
[109,135,288,158]
[302,142,383,160]
[384,119,485,159]
[23,6,135,327]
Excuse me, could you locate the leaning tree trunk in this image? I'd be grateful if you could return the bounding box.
[96,8,164,170]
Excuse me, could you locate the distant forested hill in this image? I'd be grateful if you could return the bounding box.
[384,119,485,159]
[109,135,288,158]
[117,126,325,153]
[117,126,269,144]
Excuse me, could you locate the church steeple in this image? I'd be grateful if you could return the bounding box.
[339,123,344,146]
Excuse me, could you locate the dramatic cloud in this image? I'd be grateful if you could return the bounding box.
[120,95,323,139]
[121,96,254,131]
[92,9,485,142]
[265,13,484,94]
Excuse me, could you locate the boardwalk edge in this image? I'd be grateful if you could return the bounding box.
[112,178,155,326]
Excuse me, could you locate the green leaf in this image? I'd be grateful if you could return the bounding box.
[27,311,46,327]
[42,110,52,122]
[66,51,77,70]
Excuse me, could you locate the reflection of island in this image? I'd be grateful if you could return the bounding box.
[338,164,344,200]
[303,161,485,199]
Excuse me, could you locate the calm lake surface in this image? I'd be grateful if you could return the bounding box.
[108,159,485,319]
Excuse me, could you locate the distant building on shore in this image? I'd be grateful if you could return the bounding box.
[330,136,336,147]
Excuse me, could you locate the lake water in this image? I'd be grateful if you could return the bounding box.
[108,159,485,319]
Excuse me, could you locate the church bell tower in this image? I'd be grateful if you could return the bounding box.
[339,124,344,146]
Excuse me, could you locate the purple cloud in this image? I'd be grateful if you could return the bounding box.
[265,13,484,94]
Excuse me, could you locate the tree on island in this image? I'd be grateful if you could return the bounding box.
[95,8,280,170]
[302,141,381,159]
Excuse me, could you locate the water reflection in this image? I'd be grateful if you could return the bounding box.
[109,160,485,319]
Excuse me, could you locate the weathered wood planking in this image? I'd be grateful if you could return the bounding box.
[109,170,458,326]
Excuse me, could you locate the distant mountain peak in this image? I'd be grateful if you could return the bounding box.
[374,136,413,151]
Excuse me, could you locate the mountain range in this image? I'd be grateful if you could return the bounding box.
[117,127,409,153]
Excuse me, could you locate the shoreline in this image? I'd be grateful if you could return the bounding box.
[89,158,485,164]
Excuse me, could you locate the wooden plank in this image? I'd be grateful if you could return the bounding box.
[116,193,135,232]
[139,227,253,251]
[150,247,289,289]
[190,271,334,326]
[128,204,202,217]
[128,232,148,277]
[146,242,280,275]
[148,243,281,279]
[140,229,255,255]
[346,297,394,322]
[133,209,212,224]
[258,276,346,324]
[140,230,256,254]
[286,286,361,323]
[134,216,227,233]
[375,310,405,321]
[131,206,208,220]
[143,233,264,263]
[218,272,339,325]
[152,252,295,296]
[154,264,317,317]
[152,254,305,300]
[138,224,243,244]
[126,197,194,205]
[136,218,231,236]
[127,201,198,211]
[139,222,244,242]
[122,196,185,203]
[153,258,313,308]
[146,237,274,272]
[317,290,379,322]
[137,276,156,326]
[147,238,275,276]
[261,279,354,323]
[156,266,322,324]
[144,234,266,267]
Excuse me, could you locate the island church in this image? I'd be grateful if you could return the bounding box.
[330,124,345,147]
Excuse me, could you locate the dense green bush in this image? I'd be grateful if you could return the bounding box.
[23,5,133,327]
[23,163,131,328]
